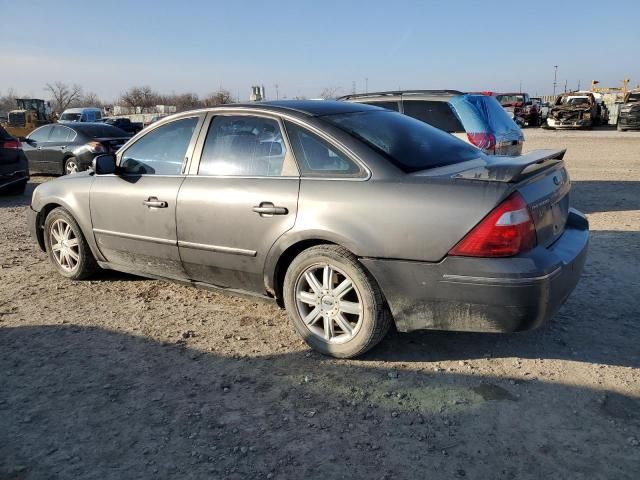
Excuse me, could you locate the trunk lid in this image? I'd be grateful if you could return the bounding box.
[97,137,130,153]
[415,149,570,247]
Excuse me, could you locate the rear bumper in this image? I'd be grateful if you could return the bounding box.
[361,209,589,333]
[0,167,29,191]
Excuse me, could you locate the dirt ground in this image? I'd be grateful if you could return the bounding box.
[1,128,639,479]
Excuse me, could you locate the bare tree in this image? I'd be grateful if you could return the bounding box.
[76,91,102,108]
[0,88,19,115]
[203,89,233,107]
[318,86,342,100]
[45,82,83,113]
[171,92,201,112]
[119,86,159,112]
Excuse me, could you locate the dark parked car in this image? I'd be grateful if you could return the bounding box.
[1,125,29,194]
[29,101,588,358]
[339,90,524,155]
[617,90,640,131]
[22,123,130,175]
[98,117,144,135]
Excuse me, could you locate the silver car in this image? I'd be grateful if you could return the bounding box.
[29,101,589,358]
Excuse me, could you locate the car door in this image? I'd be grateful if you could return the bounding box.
[23,125,54,172]
[177,113,299,292]
[45,125,76,174]
[90,114,205,279]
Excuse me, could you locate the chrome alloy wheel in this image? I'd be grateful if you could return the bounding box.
[295,264,363,343]
[49,219,80,272]
[65,159,79,175]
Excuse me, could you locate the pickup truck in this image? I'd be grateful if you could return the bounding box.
[99,117,143,135]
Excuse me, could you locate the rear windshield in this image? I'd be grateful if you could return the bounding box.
[60,113,82,121]
[321,110,481,173]
[496,95,525,106]
[401,100,464,133]
[627,93,640,103]
[450,95,522,139]
[73,124,128,138]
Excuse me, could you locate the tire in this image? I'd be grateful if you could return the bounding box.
[63,157,80,175]
[44,207,98,280]
[283,245,392,358]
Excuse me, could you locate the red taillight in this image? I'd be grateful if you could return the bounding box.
[449,193,537,257]
[467,132,496,154]
[2,139,22,150]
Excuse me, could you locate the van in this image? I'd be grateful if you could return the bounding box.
[59,108,103,123]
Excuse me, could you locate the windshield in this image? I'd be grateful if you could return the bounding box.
[559,96,590,106]
[60,113,82,122]
[496,95,525,106]
[627,93,640,103]
[321,110,482,173]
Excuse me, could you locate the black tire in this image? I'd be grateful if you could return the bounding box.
[44,207,98,280]
[63,156,79,176]
[283,245,392,358]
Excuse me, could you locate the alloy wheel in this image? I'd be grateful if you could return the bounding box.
[49,219,80,272]
[65,159,78,175]
[295,264,363,344]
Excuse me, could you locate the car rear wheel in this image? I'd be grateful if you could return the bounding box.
[64,157,79,175]
[44,207,98,280]
[283,245,391,358]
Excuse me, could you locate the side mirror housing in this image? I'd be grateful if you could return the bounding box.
[93,153,117,175]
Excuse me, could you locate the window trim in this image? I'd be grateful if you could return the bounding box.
[188,111,299,178]
[27,124,54,142]
[49,125,77,143]
[115,113,206,177]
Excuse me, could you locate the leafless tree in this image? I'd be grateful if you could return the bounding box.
[203,89,233,107]
[0,88,19,115]
[119,86,159,112]
[76,91,102,108]
[171,92,201,112]
[318,86,342,100]
[45,82,83,113]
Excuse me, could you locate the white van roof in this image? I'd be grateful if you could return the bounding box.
[61,107,102,113]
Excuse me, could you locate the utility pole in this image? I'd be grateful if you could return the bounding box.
[577,79,581,91]
[519,80,522,92]
[564,79,567,92]
[275,84,279,100]
[365,77,368,93]
[352,81,356,95]
[553,65,558,96]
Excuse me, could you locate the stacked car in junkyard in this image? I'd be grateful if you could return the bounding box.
[617,90,640,131]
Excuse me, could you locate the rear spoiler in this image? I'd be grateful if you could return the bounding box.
[451,149,566,183]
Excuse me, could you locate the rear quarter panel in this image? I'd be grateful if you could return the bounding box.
[276,177,508,262]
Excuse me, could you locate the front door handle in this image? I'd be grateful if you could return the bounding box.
[252,202,288,216]
[143,196,168,208]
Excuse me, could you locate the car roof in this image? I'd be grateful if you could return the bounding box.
[61,107,102,113]
[257,100,380,116]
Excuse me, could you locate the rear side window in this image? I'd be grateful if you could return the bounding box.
[198,115,291,177]
[49,125,75,142]
[402,100,464,133]
[120,117,198,175]
[285,121,362,177]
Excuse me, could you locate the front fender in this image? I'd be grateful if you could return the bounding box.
[30,173,105,261]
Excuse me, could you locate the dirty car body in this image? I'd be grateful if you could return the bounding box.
[29,101,588,351]
[0,125,29,194]
[547,92,598,129]
[617,91,640,131]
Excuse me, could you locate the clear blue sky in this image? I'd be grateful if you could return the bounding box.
[2,0,638,101]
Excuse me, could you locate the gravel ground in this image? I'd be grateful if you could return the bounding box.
[1,128,639,479]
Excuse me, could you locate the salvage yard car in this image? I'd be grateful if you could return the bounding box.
[0,125,29,194]
[22,123,131,175]
[547,92,599,129]
[339,90,524,155]
[28,101,589,358]
[617,90,640,131]
[494,92,541,127]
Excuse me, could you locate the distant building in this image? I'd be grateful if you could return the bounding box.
[250,86,266,102]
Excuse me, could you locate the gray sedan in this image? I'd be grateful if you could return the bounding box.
[29,101,589,358]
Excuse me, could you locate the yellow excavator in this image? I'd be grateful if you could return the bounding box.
[1,98,55,137]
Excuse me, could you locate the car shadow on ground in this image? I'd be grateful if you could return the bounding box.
[1,324,638,479]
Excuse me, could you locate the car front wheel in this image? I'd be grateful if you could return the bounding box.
[283,245,391,358]
[64,157,79,175]
[44,207,98,280]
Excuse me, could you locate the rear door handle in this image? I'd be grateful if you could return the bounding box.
[252,202,288,216]
[143,196,168,208]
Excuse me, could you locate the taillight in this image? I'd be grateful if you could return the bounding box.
[449,192,536,257]
[2,139,22,150]
[467,132,496,154]
[86,141,106,153]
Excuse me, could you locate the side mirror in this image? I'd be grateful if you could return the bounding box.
[93,153,117,175]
